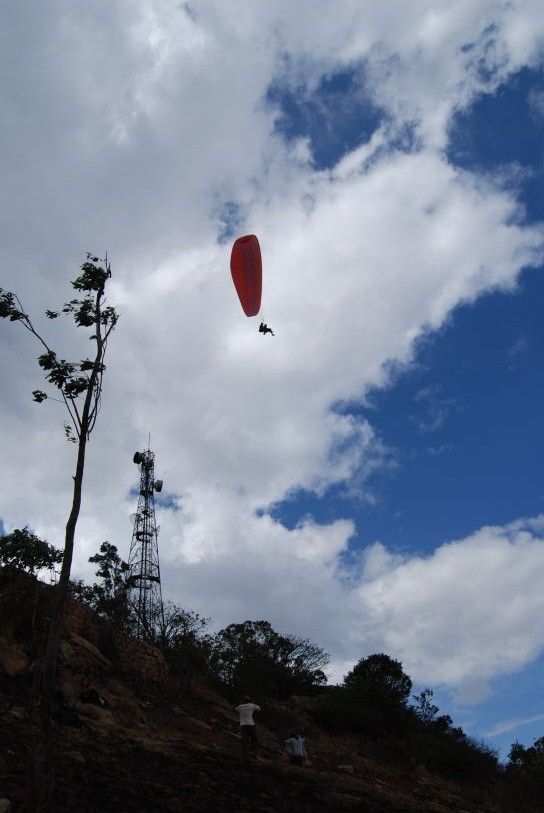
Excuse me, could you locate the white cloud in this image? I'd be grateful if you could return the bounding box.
[528,87,544,120]
[349,519,544,700]
[156,512,544,703]
[484,713,544,738]
[1,1,544,704]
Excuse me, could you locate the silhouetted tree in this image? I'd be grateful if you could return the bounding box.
[314,653,413,738]
[411,688,440,724]
[71,542,130,629]
[509,736,544,768]
[0,527,63,577]
[210,619,328,699]
[157,601,212,686]
[344,653,412,701]
[508,736,544,788]
[0,254,118,811]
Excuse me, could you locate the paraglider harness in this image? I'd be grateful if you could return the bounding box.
[259,322,275,336]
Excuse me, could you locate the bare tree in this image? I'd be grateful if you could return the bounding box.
[0,253,118,810]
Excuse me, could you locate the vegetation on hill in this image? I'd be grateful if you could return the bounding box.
[1,527,543,811]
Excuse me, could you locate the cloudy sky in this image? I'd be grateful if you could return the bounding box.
[1,1,544,758]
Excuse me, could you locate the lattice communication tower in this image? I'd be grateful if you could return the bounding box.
[127,448,164,640]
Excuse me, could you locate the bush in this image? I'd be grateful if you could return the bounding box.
[409,727,498,783]
[210,620,329,700]
[312,684,414,739]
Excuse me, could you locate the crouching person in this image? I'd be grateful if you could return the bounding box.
[284,731,307,766]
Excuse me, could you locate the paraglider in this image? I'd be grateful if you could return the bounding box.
[230,234,262,317]
[230,234,275,336]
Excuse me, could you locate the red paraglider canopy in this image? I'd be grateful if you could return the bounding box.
[230,234,262,317]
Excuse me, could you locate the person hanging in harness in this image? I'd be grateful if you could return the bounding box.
[259,322,275,336]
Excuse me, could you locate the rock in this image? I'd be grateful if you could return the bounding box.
[77,702,112,721]
[223,729,242,741]
[203,694,232,711]
[175,716,212,735]
[337,764,354,773]
[68,632,111,667]
[0,799,11,813]
[79,688,110,709]
[0,638,30,676]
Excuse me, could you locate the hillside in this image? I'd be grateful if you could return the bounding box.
[0,570,533,812]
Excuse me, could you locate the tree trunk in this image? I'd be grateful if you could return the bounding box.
[18,265,111,812]
[24,369,98,811]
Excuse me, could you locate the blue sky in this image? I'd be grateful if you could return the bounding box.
[267,63,384,171]
[267,59,544,559]
[1,1,544,762]
[265,61,544,756]
[275,262,544,552]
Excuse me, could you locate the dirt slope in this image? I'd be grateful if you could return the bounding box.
[0,570,525,812]
[0,663,510,813]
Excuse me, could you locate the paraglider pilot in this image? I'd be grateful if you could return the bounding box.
[259,322,275,336]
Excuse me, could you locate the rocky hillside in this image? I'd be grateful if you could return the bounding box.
[0,570,533,812]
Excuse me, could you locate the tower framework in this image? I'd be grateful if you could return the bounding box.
[127,448,164,640]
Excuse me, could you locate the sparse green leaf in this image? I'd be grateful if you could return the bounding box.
[0,290,25,321]
[38,350,57,370]
[101,306,119,327]
[63,376,89,398]
[63,422,77,443]
[80,359,98,372]
[74,298,95,327]
[72,261,109,293]
[46,359,75,389]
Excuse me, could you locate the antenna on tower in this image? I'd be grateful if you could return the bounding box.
[127,445,164,641]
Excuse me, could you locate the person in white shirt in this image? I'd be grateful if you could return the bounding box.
[235,696,261,758]
[284,732,307,766]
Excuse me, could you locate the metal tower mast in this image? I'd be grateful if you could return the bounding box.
[127,447,164,640]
